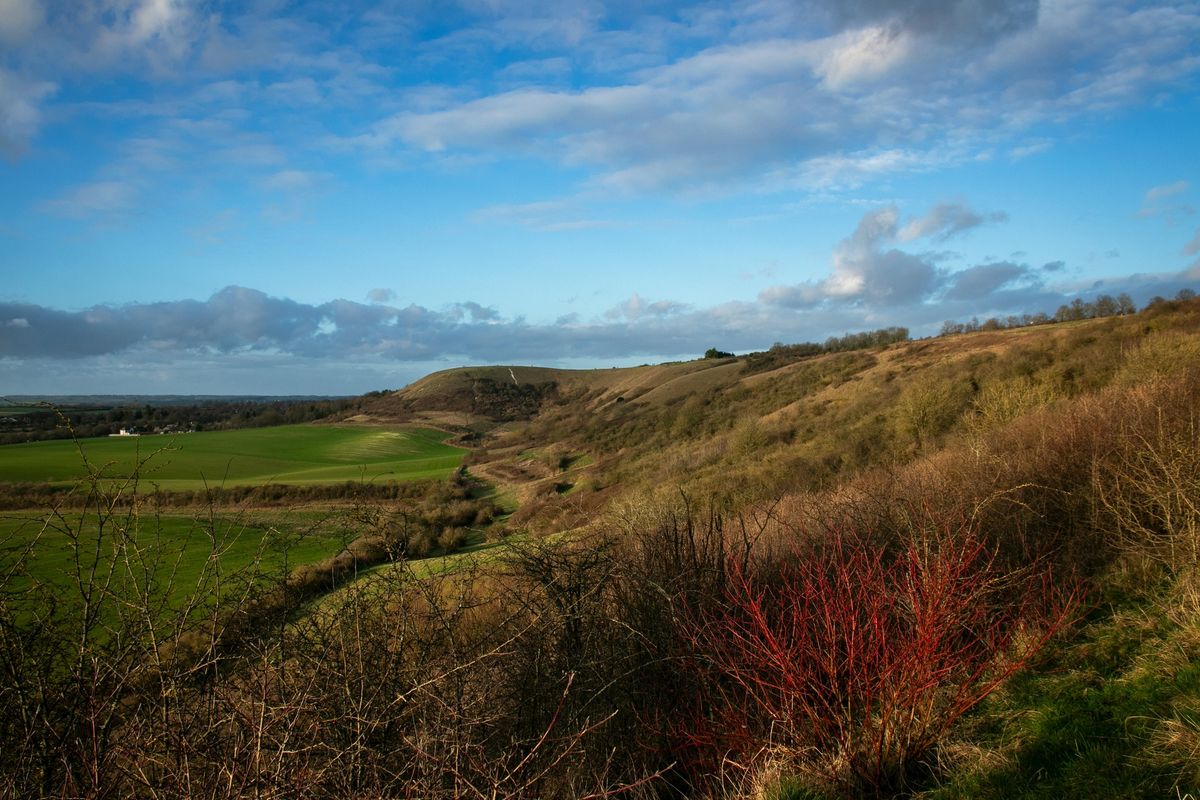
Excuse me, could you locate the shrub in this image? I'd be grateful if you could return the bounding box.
[895,379,970,451]
[437,526,468,552]
[678,522,1077,798]
[1092,378,1200,572]
[966,375,1058,436]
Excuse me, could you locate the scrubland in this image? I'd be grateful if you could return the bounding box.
[2,297,1200,798]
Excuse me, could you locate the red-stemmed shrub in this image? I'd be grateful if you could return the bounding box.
[677,521,1078,798]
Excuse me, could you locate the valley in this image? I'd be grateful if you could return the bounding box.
[2,297,1199,799]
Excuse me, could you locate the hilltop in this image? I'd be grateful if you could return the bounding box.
[346,298,1200,538]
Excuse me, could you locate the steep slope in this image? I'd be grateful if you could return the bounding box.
[356,299,1200,536]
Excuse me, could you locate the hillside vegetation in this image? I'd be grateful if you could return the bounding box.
[3,296,1200,799]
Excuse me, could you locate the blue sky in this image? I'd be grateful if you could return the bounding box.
[2,0,1199,395]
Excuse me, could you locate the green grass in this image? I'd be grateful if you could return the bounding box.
[0,424,465,489]
[917,573,1200,800]
[0,509,353,620]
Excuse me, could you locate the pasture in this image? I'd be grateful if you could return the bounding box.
[0,509,354,621]
[0,424,465,490]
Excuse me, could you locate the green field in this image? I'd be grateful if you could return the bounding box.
[0,509,355,622]
[0,424,465,489]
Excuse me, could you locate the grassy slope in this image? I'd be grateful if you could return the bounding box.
[441,313,1175,533]
[919,569,1200,799]
[359,303,1200,797]
[0,424,464,489]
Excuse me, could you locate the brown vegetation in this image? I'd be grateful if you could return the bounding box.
[4,298,1200,798]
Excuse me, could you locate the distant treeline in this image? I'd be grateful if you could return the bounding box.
[938,289,1197,336]
[0,397,363,445]
[742,326,910,373]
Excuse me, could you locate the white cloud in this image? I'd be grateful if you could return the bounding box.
[1185,228,1200,257]
[1139,180,1195,224]
[1008,140,1052,160]
[472,198,623,231]
[761,201,1008,308]
[5,0,1198,207]
[816,25,917,89]
[1147,180,1190,201]
[0,0,43,45]
[38,180,138,219]
[350,0,1200,194]
[604,293,690,320]
[260,169,327,192]
[188,208,239,245]
[944,261,1032,301]
[4,264,1198,381]
[0,68,55,156]
[89,0,199,68]
[897,201,1007,243]
[761,206,932,307]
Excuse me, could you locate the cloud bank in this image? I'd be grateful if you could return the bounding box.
[5,202,1196,390]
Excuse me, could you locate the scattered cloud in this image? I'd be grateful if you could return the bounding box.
[5,0,1198,206]
[1138,180,1195,224]
[604,293,690,321]
[0,0,43,45]
[1184,228,1200,257]
[1146,180,1190,201]
[346,1,1200,193]
[897,201,1008,243]
[0,67,55,157]
[449,301,500,322]
[367,288,396,304]
[5,255,1199,381]
[260,169,329,192]
[38,180,138,220]
[1009,140,1051,160]
[187,208,240,245]
[944,261,1032,301]
[472,199,622,232]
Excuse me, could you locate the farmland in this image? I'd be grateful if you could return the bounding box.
[0,424,465,490]
[0,422,485,622]
[0,510,353,617]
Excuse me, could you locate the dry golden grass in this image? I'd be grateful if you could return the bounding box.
[1148,699,1200,790]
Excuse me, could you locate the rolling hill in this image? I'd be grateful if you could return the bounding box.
[5,297,1200,800]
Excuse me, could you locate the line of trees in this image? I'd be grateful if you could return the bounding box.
[0,397,362,445]
[937,290,1198,337]
[742,326,910,373]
